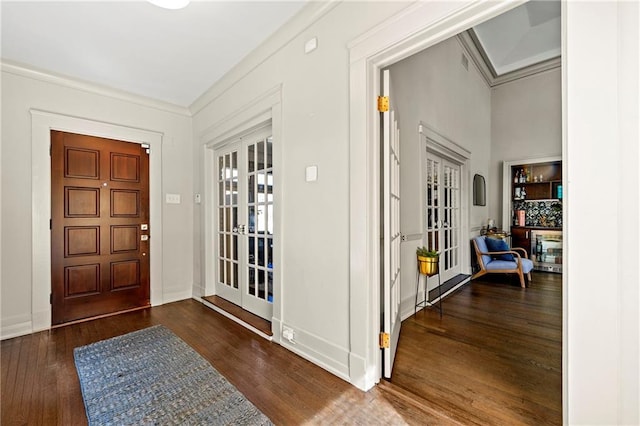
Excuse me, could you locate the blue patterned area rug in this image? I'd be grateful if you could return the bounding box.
[74,325,272,426]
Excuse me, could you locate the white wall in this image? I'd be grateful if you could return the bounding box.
[191,1,410,383]
[566,1,639,424]
[389,36,491,317]
[1,68,194,338]
[490,68,562,227]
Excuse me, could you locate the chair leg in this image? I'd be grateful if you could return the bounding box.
[527,272,532,281]
[518,271,526,288]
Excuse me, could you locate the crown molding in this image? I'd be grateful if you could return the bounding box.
[188,0,340,116]
[458,31,561,88]
[1,60,191,117]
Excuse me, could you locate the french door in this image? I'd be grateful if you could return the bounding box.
[381,69,402,378]
[214,126,274,320]
[424,154,461,283]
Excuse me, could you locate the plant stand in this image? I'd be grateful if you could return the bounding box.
[414,257,442,318]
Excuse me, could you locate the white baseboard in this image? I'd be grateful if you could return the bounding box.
[349,352,378,391]
[191,282,205,299]
[2,287,191,340]
[195,297,352,387]
[1,319,33,340]
[279,329,351,384]
[161,288,193,305]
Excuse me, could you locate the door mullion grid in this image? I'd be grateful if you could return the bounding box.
[217,150,240,290]
[390,116,401,321]
[247,143,257,298]
[451,165,459,268]
[426,158,441,253]
[247,136,273,303]
[442,162,460,272]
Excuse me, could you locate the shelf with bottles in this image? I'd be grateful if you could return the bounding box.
[511,161,562,200]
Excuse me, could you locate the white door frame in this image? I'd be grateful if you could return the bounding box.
[30,110,164,333]
[347,0,526,391]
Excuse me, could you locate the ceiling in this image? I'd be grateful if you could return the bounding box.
[1,1,306,107]
[471,0,561,77]
[1,1,560,109]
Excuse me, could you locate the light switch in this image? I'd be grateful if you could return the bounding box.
[305,166,318,182]
[166,193,181,204]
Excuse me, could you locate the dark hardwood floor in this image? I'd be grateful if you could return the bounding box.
[1,271,561,425]
[391,271,562,425]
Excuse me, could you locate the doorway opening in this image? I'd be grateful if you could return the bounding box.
[30,110,163,333]
[347,0,564,418]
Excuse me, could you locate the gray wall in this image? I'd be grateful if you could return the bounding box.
[1,70,194,336]
[191,1,410,384]
[388,36,492,317]
[490,68,562,227]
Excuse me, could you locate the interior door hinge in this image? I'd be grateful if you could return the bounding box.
[49,293,52,304]
[377,96,389,112]
[379,332,390,349]
[49,219,52,230]
[141,143,150,154]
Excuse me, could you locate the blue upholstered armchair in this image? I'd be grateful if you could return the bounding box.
[471,235,533,288]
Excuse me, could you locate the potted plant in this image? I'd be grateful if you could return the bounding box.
[416,246,440,276]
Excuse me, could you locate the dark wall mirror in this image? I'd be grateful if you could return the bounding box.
[473,174,486,206]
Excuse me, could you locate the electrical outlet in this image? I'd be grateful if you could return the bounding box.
[282,326,295,343]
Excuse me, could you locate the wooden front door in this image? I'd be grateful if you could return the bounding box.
[51,131,150,325]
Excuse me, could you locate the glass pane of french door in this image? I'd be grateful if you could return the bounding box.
[246,135,274,306]
[215,145,241,305]
[425,157,440,254]
[441,161,460,279]
[425,155,461,282]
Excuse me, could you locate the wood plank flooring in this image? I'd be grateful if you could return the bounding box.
[391,271,562,425]
[1,271,561,425]
[1,299,451,425]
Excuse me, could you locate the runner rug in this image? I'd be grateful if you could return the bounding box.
[74,325,272,425]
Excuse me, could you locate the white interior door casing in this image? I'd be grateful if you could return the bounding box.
[382,69,402,378]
